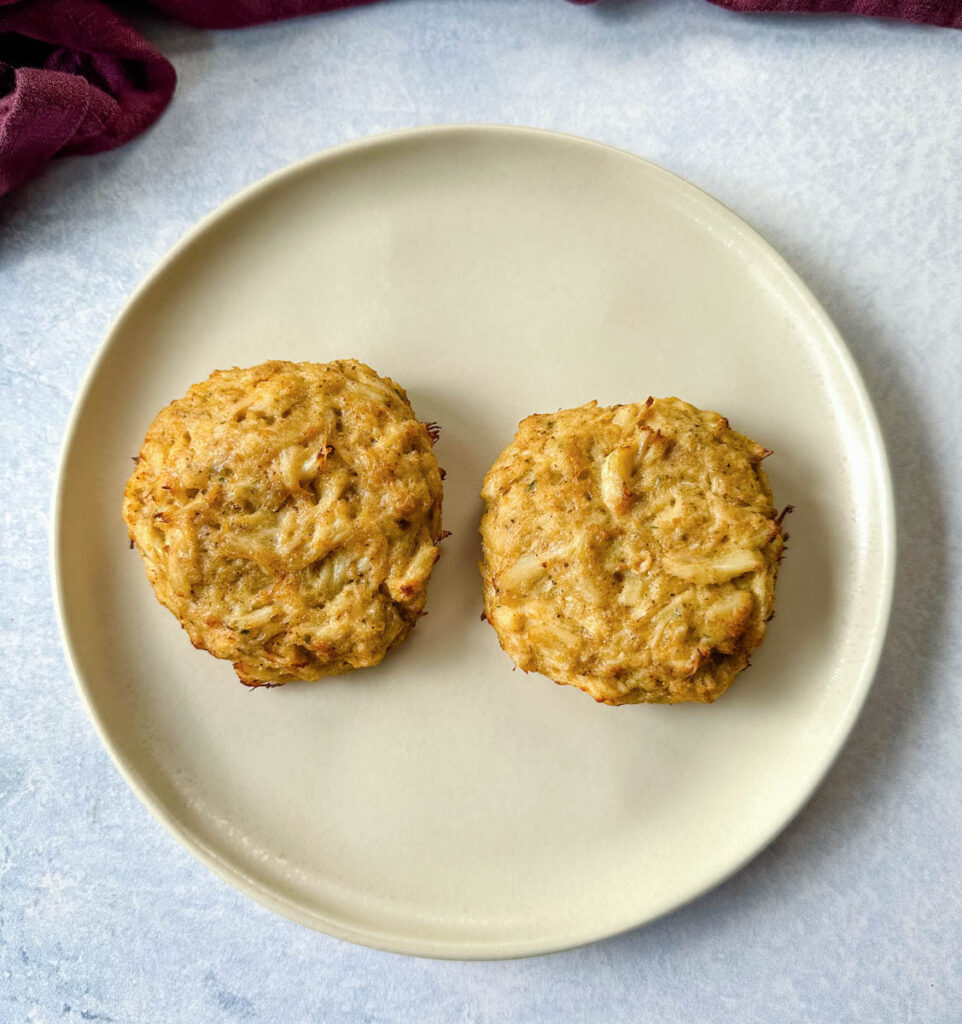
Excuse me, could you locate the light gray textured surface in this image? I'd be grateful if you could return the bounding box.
[1,1,960,1020]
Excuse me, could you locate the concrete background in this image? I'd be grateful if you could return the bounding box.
[1,1,960,1020]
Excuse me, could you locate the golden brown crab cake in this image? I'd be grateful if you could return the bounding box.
[123,360,443,687]
[479,397,786,705]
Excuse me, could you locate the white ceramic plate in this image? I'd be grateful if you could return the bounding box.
[53,126,894,959]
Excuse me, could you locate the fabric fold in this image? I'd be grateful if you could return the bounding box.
[0,0,175,194]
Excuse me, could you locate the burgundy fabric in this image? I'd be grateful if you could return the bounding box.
[0,0,176,194]
[0,0,958,198]
[706,0,962,27]
[152,0,383,30]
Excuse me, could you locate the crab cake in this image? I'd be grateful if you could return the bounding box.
[479,397,786,705]
[123,360,443,687]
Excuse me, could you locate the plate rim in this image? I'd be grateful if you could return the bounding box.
[50,123,897,960]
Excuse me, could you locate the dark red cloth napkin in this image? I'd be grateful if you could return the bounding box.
[0,0,175,195]
[708,0,961,23]
[1,0,959,198]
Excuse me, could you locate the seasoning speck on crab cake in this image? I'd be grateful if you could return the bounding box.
[479,397,786,705]
[123,359,444,687]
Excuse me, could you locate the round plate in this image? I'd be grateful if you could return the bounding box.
[53,125,894,959]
